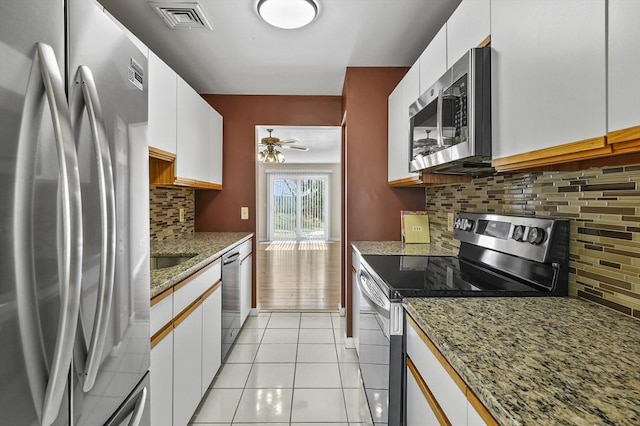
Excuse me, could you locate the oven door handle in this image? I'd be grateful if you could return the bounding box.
[356,269,390,319]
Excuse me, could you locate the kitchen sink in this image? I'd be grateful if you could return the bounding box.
[150,254,197,270]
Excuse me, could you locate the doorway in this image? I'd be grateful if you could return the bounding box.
[256,126,342,311]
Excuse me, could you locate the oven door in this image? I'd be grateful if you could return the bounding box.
[357,267,403,425]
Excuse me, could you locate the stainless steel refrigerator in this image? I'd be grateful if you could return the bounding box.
[0,0,150,425]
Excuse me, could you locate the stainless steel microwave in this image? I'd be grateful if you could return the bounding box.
[409,47,492,175]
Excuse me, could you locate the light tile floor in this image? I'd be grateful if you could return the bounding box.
[190,312,373,426]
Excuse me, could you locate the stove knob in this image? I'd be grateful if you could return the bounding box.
[527,227,546,245]
[462,219,474,232]
[512,225,526,241]
[454,218,462,230]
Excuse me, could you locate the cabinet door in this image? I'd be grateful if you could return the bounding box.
[608,0,640,134]
[240,254,252,326]
[405,363,441,426]
[387,82,404,182]
[491,0,606,159]
[201,285,222,395]
[173,303,203,426]
[210,107,223,186]
[418,24,447,93]
[388,64,421,184]
[447,0,490,67]
[406,318,467,425]
[176,76,211,183]
[467,399,488,426]
[148,51,177,154]
[150,331,173,426]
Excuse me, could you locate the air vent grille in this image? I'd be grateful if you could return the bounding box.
[149,2,213,30]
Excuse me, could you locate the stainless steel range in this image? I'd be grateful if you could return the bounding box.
[355,213,570,425]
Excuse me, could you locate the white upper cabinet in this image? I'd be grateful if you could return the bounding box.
[210,107,223,186]
[148,51,177,155]
[387,82,404,182]
[608,0,640,135]
[491,0,606,160]
[418,24,447,93]
[176,76,221,186]
[388,64,420,183]
[446,0,490,67]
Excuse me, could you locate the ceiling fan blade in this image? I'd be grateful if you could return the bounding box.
[276,139,300,144]
[281,145,309,151]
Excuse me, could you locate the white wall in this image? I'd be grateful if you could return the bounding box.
[257,163,341,241]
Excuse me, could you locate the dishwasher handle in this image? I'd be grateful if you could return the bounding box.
[223,252,240,265]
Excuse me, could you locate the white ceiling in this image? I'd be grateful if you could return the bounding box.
[257,126,341,163]
[98,0,461,95]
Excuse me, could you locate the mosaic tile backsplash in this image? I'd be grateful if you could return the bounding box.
[425,164,640,319]
[150,186,194,240]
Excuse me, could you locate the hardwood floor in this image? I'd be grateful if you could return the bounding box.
[257,240,341,311]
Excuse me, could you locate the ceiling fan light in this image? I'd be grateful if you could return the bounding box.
[258,150,266,162]
[276,150,285,163]
[257,0,318,29]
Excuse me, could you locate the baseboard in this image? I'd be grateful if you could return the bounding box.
[343,336,355,349]
[338,306,345,316]
[249,305,261,316]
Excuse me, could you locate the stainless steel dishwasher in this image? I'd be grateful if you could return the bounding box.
[221,249,241,360]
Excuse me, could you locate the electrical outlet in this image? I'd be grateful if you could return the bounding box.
[241,207,249,220]
[179,208,185,223]
[447,212,455,232]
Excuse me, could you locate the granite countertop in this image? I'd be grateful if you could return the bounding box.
[150,232,253,298]
[404,297,640,426]
[351,241,457,256]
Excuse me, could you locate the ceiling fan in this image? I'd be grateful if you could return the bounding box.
[258,128,309,163]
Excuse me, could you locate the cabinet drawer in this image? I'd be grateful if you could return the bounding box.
[150,290,173,336]
[406,318,467,425]
[238,239,252,259]
[174,259,221,315]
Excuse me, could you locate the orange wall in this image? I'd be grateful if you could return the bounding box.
[342,67,426,334]
[195,95,343,305]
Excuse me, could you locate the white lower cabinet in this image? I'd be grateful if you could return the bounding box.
[405,361,440,426]
[149,258,223,426]
[405,314,495,426]
[201,284,222,395]
[240,253,252,325]
[150,329,173,425]
[173,302,203,426]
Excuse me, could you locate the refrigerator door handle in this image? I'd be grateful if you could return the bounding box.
[104,386,148,426]
[69,65,116,393]
[13,42,83,426]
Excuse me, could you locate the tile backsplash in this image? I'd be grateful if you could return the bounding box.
[149,186,194,240]
[425,164,640,319]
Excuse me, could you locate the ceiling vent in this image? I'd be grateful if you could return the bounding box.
[149,2,213,30]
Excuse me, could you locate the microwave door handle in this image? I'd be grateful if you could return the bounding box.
[14,42,83,426]
[69,65,117,393]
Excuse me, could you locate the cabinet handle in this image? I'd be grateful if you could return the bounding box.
[173,298,203,328]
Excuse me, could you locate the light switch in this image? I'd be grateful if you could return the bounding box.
[179,208,185,223]
[241,207,249,220]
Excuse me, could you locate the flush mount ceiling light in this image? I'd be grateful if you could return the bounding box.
[257,0,318,29]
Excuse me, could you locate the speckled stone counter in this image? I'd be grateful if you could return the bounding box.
[351,241,457,256]
[404,297,640,426]
[150,232,253,298]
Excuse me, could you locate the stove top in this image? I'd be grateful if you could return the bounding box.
[359,212,570,301]
[362,254,550,300]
